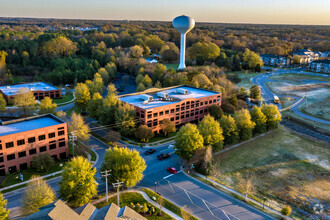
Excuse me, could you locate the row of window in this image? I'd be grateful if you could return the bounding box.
[3,128,65,150]
[141,99,219,119]
[0,140,66,162]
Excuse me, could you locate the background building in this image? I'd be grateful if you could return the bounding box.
[120,85,221,133]
[0,114,68,175]
[0,82,61,103]
[259,54,290,67]
[310,60,330,74]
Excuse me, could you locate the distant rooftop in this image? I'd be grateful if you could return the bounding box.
[312,59,330,64]
[0,114,65,137]
[0,82,59,97]
[119,85,219,109]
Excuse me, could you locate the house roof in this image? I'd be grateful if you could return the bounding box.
[312,59,330,64]
[0,82,59,97]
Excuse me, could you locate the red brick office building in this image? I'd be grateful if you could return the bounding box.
[120,85,222,133]
[0,82,61,103]
[0,114,69,175]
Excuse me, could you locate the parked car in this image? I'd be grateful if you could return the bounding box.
[167,167,177,174]
[144,149,156,155]
[157,153,171,160]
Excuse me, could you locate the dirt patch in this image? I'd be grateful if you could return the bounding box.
[281,83,330,92]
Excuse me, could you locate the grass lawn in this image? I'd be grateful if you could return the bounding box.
[0,162,65,187]
[269,73,330,82]
[279,96,296,108]
[94,192,174,220]
[66,106,81,116]
[53,94,74,105]
[212,126,329,217]
[163,63,179,70]
[141,188,198,220]
[299,95,330,121]
[126,132,176,144]
[229,70,265,90]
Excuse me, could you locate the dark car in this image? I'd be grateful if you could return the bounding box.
[144,149,156,155]
[157,153,171,160]
[167,167,177,174]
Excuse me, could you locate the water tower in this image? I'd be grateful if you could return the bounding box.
[172,15,195,70]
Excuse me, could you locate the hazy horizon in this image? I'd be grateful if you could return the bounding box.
[1,0,330,25]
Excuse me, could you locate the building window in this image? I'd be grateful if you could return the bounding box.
[181,107,185,111]
[17,139,25,146]
[170,117,174,121]
[153,121,158,126]
[28,137,36,143]
[5,142,14,149]
[196,103,199,107]
[200,110,204,114]
[213,99,216,103]
[147,123,152,127]
[40,146,47,152]
[49,143,56,150]
[141,114,145,118]
[186,114,189,118]
[201,102,204,106]
[176,116,179,120]
[0,144,2,150]
[191,112,195,116]
[48,133,56,139]
[59,141,66,148]
[18,151,26,158]
[165,110,169,115]
[58,130,65,136]
[186,101,190,105]
[205,109,208,113]
[170,109,174,113]
[191,104,194,108]
[186,106,190,109]
[205,101,208,105]
[39,135,46,141]
[147,114,152,119]
[0,157,3,163]
[159,111,164,116]
[176,108,180,112]
[209,100,212,104]
[7,154,15,161]
[153,113,158,117]
[58,127,64,130]
[29,149,37,155]
[181,115,185,119]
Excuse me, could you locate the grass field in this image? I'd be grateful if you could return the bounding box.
[269,73,330,82]
[163,63,179,70]
[232,70,264,90]
[53,94,74,105]
[95,192,174,220]
[212,126,329,217]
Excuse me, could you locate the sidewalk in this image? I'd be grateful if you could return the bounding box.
[91,189,183,220]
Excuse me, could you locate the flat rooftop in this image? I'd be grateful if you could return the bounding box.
[0,114,65,136]
[0,82,59,96]
[119,85,219,109]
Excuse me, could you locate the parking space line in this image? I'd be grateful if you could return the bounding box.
[163,174,174,179]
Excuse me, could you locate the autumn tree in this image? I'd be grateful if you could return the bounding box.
[146,35,164,53]
[101,147,146,187]
[22,176,56,215]
[74,83,91,112]
[129,45,144,58]
[105,130,121,143]
[175,123,204,160]
[14,88,37,116]
[86,73,104,95]
[0,94,6,113]
[209,105,223,120]
[68,112,91,141]
[250,85,261,101]
[250,106,267,134]
[59,157,97,207]
[159,42,179,62]
[293,55,300,65]
[235,109,255,141]
[87,92,103,119]
[98,67,110,84]
[42,36,77,58]
[198,115,224,146]
[261,104,282,130]
[0,50,8,73]
[39,97,57,115]
[160,119,176,136]
[114,103,136,136]
[32,153,55,172]
[219,115,239,145]
[99,84,119,125]
[56,110,67,121]
[191,74,213,89]
[0,192,9,219]
[242,49,263,70]
[135,125,154,142]
[187,41,220,61]
[136,83,146,92]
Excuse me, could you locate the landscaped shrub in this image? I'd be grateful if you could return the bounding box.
[135,203,141,213]
[281,206,292,216]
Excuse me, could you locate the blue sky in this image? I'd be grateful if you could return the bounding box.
[1,0,330,25]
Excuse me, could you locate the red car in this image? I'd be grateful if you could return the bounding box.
[167,167,177,174]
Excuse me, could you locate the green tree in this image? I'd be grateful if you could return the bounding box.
[198,115,224,146]
[22,176,56,215]
[261,104,282,130]
[101,147,146,187]
[32,153,55,172]
[0,94,6,113]
[235,109,255,141]
[153,63,167,82]
[142,203,148,213]
[87,92,103,119]
[187,41,220,61]
[293,55,300,65]
[39,97,57,115]
[209,105,223,120]
[191,74,213,89]
[68,112,91,141]
[21,51,30,67]
[175,123,204,160]
[114,103,136,136]
[42,36,77,58]
[135,203,141,213]
[0,192,9,219]
[98,67,109,84]
[0,50,8,73]
[229,94,238,108]
[13,88,37,116]
[105,62,117,80]
[136,83,146,92]
[56,110,67,121]
[136,74,144,85]
[105,130,121,143]
[74,83,91,112]
[219,115,239,145]
[99,84,119,125]
[86,73,104,95]
[160,119,176,136]
[141,75,153,88]
[59,157,97,207]
[129,45,144,58]
[135,125,154,142]
[250,106,267,134]
[281,206,292,216]
[146,35,164,53]
[243,49,263,70]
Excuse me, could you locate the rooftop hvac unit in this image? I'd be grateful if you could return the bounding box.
[45,87,49,89]
[177,88,188,95]
[142,100,149,105]
[141,94,153,102]
[6,86,10,89]
[157,92,169,99]
[30,88,35,91]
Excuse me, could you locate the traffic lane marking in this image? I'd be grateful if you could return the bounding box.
[163,170,182,179]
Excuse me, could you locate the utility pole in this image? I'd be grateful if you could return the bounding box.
[69,132,77,157]
[100,170,111,203]
[112,180,124,207]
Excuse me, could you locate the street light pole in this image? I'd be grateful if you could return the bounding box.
[154,181,157,193]
[100,170,111,203]
[112,180,124,207]
[69,132,77,157]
